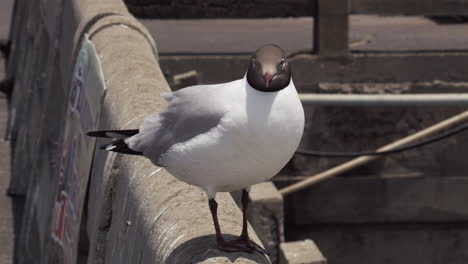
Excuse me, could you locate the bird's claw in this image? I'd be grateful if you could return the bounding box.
[217,238,269,255]
[243,239,269,256]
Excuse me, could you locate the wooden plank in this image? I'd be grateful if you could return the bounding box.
[314,0,349,57]
[282,176,468,224]
[350,0,468,15]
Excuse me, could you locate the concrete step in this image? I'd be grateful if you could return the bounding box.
[287,222,468,264]
[277,176,468,224]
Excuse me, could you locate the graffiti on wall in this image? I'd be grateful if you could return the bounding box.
[50,35,105,264]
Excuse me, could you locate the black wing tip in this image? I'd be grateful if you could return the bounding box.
[99,143,108,150]
[99,139,143,156]
[86,129,139,138]
[87,131,102,137]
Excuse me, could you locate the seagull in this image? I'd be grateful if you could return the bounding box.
[87,44,305,254]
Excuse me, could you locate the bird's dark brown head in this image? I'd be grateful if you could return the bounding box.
[246,44,291,92]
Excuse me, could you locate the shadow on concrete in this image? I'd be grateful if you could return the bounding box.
[427,16,468,24]
[9,194,25,264]
[165,234,270,263]
[1,59,25,263]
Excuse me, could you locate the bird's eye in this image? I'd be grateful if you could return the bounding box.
[279,59,286,69]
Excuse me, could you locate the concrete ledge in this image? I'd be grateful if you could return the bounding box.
[86,3,270,264]
[279,240,327,264]
[7,0,272,263]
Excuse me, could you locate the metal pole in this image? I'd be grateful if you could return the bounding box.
[280,109,468,196]
[300,93,468,106]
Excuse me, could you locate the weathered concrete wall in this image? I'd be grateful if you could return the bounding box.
[6,0,271,263]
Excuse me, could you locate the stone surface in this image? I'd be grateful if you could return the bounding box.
[0,97,14,264]
[279,240,326,264]
[86,8,271,264]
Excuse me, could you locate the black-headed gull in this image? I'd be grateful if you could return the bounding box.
[87,44,305,254]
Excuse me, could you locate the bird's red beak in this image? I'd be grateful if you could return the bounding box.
[264,72,272,88]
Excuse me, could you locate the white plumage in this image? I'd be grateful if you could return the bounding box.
[127,76,304,198]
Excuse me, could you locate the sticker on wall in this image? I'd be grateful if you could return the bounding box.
[50,34,105,264]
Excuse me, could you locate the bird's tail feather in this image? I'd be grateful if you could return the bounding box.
[100,138,143,156]
[87,129,143,156]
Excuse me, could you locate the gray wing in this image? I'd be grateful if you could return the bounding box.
[126,85,226,166]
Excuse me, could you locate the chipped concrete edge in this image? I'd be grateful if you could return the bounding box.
[75,0,271,263]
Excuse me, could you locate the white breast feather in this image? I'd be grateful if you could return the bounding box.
[159,78,304,196]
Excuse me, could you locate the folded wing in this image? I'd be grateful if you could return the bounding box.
[126,85,227,166]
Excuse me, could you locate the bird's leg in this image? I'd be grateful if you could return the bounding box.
[231,189,269,255]
[239,189,250,240]
[209,197,265,254]
[208,198,225,245]
[209,198,248,252]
